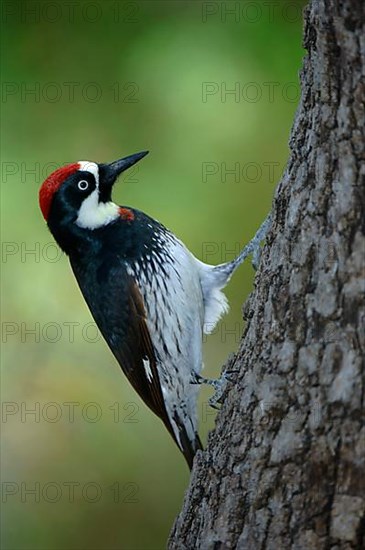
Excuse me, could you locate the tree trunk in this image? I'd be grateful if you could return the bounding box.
[169,0,364,548]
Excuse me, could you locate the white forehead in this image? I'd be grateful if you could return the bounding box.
[78,161,99,186]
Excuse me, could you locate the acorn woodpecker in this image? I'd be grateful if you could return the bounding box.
[39,151,270,469]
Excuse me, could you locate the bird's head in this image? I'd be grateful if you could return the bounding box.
[39,151,148,231]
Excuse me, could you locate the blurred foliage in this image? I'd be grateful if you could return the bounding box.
[1,1,305,548]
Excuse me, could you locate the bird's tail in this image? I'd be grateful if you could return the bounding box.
[163,411,203,470]
[179,429,203,471]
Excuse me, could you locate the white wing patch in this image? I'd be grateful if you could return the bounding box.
[143,358,153,383]
[76,189,120,230]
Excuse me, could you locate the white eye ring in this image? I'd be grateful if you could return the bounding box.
[78,180,89,191]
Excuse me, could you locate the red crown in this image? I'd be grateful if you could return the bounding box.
[39,163,80,220]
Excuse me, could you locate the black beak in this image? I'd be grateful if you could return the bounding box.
[99,151,149,198]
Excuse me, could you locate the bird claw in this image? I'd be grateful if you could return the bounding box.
[234,213,271,272]
[208,369,239,408]
[208,394,222,410]
[191,367,239,409]
[223,368,240,383]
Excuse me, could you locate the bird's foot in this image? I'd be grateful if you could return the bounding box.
[208,369,239,409]
[190,365,239,409]
[235,212,272,271]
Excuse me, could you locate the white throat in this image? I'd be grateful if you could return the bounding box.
[76,190,119,230]
[75,161,119,230]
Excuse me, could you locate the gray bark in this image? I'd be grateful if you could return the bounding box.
[169,0,365,548]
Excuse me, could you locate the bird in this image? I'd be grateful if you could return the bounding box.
[39,151,270,469]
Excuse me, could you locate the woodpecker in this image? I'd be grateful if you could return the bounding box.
[39,151,270,469]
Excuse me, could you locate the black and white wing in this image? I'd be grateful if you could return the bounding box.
[70,259,202,469]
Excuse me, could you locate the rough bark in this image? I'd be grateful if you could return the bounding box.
[169,0,365,548]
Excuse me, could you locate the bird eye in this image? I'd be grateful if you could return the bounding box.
[78,180,89,191]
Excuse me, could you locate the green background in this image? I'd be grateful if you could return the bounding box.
[1,1,305,548]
